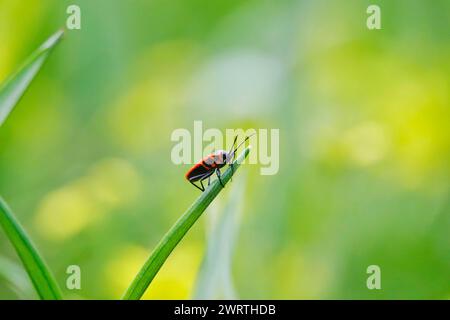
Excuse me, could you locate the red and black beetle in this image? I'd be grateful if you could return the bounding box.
[185,135,253,191]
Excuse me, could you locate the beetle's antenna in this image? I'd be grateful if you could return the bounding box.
[228,133,255,180]
[232,133,255,156]
[228,135,238,155]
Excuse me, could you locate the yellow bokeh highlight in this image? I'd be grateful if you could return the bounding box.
[34,158,141,240]
[343,122,390,167]
[272,248,332,299]
[103,242,202,299]
[307,45,449,192]
[34,185,98,241]
[83,158,141,207]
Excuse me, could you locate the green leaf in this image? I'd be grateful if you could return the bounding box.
[122,147,251,300]
[0,30,64,299]
[0,197,62,299]
[0,29,64,127]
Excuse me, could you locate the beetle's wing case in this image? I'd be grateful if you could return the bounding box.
[185,162,209,181]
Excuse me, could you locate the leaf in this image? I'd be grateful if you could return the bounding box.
[122,147,251,300]
[193,176,246,299]
[0,30,64,299]
[0,197,62,299]
[0,29,64,127]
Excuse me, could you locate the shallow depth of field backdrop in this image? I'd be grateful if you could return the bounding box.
[0,0,449,299]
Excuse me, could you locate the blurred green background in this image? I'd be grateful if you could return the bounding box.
[0,0,449,299]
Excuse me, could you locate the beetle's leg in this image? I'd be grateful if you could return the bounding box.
[208,175,211,186]
[189,180,204,192]
[199,171,215,192]
[216,168,224,188]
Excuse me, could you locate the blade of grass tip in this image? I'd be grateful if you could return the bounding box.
[122,147,251,300]
[0,198,62,299]
[0,29,64,127]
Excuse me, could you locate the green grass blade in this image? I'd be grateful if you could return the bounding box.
[0,198,62,299]
[0,30,64,300]
[0,29,64,127]
[122,147,251,300]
